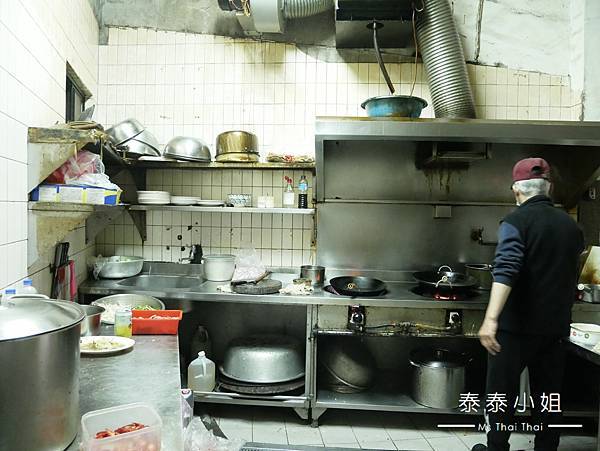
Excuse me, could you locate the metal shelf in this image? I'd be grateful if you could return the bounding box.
[128,160,315,171]
[193,391,310,414]
[129,205,315,215]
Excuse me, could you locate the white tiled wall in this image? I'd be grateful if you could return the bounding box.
[94,27,580,158]
[96,169,316,267]
[93,26,581,267]
[0,0,98,293]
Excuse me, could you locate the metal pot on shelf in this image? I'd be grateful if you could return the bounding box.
[578,284,600,303]
[0,298,85,451]
[465,264,494,290]
[409,348,471,409]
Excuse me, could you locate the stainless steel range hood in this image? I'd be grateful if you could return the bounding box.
[314,117,600,271]
[316,117,600,210]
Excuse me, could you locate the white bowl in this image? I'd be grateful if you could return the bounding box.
[570,323,600,346]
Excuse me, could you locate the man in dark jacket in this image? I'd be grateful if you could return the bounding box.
[472,158,584,451]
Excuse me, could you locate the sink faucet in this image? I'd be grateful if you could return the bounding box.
[180,245,203,264]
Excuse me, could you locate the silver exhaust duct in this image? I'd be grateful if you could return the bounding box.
[416,0,477,118]
[284,0,333,19]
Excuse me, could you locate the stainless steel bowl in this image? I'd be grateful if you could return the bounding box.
[91,294,165,324]
[79,304,105,336]
[361,95,428,118]
[106,118,145,145]
[216,130,258,155]
[220,334,305,383]
[134,129,161,152]
[93,256,144,279]
[164,136,211,162]
[120,139,160,158]
[319,337,375,389]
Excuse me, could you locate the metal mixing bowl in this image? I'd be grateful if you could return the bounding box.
[134,129,161,152]
[164,136,211,162]
[79,305,105,336]
[220,334,305,383]
[93,256,144,279]
[91,294,165,324]
[120,139,160,158]
[361,95,428,118]
[106,118,145,145]
[319,337,375,389]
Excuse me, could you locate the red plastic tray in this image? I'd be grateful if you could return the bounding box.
[132,310,183,335]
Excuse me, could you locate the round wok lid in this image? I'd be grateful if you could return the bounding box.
[413,271,478,288]
[410,348,469,368]
[0,298,84,341]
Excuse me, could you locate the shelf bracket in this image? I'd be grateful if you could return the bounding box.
[85,206,126,244]
[129,209,147,241]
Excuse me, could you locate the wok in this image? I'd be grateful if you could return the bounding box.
[413,271,478,290]
[330,276,386,297]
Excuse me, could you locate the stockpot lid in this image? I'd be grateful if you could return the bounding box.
[409,348,468,369]
[0,298,85,341]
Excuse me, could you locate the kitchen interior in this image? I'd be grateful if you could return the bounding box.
[2,0,600,450]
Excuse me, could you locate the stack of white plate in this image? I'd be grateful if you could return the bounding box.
[197,200,225,207]
[138,191,171,205]
[171,196,200,206]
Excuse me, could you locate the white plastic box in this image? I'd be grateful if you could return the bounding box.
[81,402,162,451]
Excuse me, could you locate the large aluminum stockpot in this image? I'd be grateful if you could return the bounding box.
[216,130,258,155]
[409,348,471,409]
[0,298,85,451]
[220,334,305,383]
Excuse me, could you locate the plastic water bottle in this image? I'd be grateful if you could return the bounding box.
[298,175,308,209]
[19,278,38,295]
[188,351,215,392]
[1,288,17,305]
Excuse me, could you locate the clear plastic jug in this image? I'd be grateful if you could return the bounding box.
[187,351,215,392]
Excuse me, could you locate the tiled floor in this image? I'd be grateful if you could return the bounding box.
[206,405,597,451]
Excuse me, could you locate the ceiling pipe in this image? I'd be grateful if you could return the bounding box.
[416,0,477,118]
[283,0,333,19]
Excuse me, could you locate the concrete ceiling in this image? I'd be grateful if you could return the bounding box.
[88,0,572,74]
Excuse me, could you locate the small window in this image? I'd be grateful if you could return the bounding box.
[65,63,92,122]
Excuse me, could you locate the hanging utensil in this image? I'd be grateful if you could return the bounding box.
[368,21,395,95]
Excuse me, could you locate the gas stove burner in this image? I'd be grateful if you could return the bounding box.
[411,286,478,301]
[324,285,387,297]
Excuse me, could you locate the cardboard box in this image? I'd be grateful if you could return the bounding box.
[30,184,121,205]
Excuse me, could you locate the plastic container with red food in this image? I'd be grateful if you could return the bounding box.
[81,402,162,451]
[132,310,183,335]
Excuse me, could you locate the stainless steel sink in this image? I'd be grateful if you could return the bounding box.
[117,275,203,289]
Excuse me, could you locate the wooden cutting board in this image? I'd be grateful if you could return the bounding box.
[579,246,600,284]
[232,279,282,295]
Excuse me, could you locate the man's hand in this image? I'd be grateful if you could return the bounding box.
[479,317,501,355]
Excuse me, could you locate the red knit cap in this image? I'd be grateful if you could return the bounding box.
[512,158,550,182]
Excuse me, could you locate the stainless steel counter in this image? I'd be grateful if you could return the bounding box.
[66,326,183,450]
[80,271,600,312]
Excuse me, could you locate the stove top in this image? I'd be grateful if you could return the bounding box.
[410,286,480,301]
[323,285,388,297]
